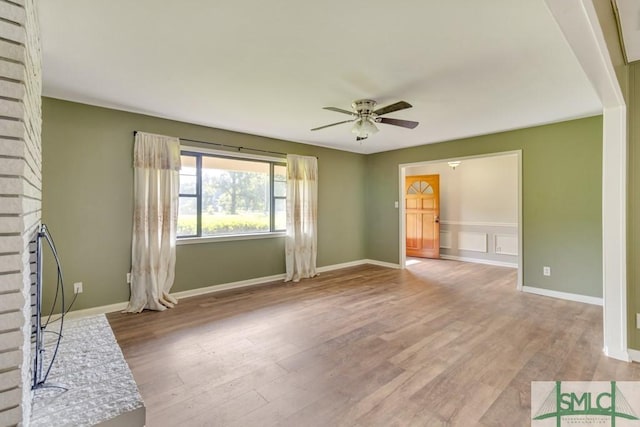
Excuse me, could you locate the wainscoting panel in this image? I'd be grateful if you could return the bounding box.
[457,231,488,253]
[495,234,518,256]
[438,221,518,266]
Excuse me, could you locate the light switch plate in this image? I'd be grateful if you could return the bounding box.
[637,313,640,329]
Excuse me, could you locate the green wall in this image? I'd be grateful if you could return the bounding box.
[41,98,366,310]
[42,97,605,311]
[365,116,603,298]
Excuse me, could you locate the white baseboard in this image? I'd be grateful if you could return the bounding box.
[172,272,286,299]
[440,254,518,269]
[627,348,640,363]
[178,259,384,300]
[364,259,401,269]
[521,285,603,306]
[64,302,129,320]
[316,259,367,272]
[65,259,399,319]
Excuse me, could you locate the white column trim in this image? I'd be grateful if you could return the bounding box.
[545,0,629,361]
[601,104,629,361]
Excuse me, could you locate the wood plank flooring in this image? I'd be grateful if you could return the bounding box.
[107,259,640,426]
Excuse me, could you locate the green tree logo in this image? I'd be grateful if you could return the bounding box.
[533,381,639,426]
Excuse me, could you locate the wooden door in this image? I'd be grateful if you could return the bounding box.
[405,175,440,258]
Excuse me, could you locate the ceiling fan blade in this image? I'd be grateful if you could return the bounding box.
[323,106,356,116]
[378,117,419,129]
[311,119,355,131]
[373,101,412,116]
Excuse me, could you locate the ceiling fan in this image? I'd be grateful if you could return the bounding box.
[311,99,419,141]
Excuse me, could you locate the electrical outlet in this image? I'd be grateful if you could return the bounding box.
[126,273,131,284]
[543,266,551,277]
[73,282,83,294]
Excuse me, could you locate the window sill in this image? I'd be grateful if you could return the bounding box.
[177,231,286,245]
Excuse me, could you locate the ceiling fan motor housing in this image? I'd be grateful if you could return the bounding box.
[352,99,377,116]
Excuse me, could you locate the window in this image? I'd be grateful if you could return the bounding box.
[407,180,433,195]
[178,149,286,239]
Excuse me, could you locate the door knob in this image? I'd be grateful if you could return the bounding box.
[435,216,440,223]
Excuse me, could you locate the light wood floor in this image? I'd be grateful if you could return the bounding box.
[107,260,640,426]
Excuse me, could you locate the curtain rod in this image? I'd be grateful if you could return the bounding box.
[133,131,317,159]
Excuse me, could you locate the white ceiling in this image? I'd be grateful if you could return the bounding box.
[38,1,603,154]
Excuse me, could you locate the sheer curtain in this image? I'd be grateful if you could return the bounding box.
[285,154,318,282]
[126,132,181,312]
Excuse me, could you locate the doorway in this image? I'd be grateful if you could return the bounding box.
[399,151,523,289]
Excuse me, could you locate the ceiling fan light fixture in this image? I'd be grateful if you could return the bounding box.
[312,99,417,141]
[351,119,362,136]
[351,118,378,139]
[363,118,379,135]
